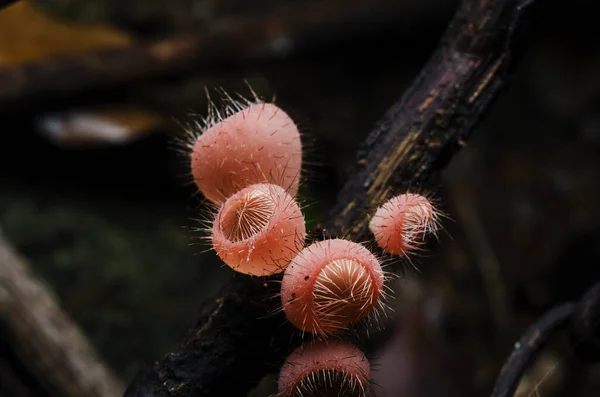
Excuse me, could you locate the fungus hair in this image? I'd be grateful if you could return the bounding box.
[368,193,440,256]
[281,239,385,335]
[190,98,302,204]
[211,183,306,276]
[278,340,373,397]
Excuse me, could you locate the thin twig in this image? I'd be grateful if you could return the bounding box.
[490,279,600,397]
[489,303,575,397]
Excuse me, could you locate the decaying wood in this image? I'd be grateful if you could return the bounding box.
[124,0,538,396]
[0,0,451,110]
[0,233,125,397]
[328,0,535,239]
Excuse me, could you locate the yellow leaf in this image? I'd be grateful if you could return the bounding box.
[0,1,132,66]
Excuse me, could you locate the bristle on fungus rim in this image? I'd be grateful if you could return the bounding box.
[281,239,384,335]
[369,193,439,256]
[190,102,302,205]
[278,340,372,397]
[211,183,306,276]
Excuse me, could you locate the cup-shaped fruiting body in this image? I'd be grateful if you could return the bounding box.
[369,193,439,256]
[191,102,302,204]
[281,239,384,335]
[278,340,372,397]
[211,183,306,276]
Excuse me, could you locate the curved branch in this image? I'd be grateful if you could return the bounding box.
[124,0,538,396]
[489,303,575,397]
[489,279,600,397]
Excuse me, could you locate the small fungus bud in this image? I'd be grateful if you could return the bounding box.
[191,102,302,204]
[211,183,306,276]
[281,239,384,335]
[369,193,439,256]
[278,340,372,397]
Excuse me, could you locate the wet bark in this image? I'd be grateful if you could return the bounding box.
[124,1,539,396]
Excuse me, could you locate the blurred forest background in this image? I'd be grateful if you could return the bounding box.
[1,0,600,396]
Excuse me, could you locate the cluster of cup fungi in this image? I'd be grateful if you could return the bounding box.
[184,90,442,397]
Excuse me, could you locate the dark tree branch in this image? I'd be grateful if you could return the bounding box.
[329,0,536,239]
[489,303,575,397]
[490,279,600,397]
[124,0,538,396]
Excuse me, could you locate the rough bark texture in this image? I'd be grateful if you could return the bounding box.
[124,0,537,396]
[329,0,535,240]
[0,234,125,397]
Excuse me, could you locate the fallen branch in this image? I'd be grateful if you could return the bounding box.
[0,232,125,397]
[0,0,449,110]
[124,0,538,396]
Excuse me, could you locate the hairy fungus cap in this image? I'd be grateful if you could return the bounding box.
[369,193,439,256]
[191,102,302,204]
[211,183,306,276]
[278,340,372,397]
[281,239,384,335]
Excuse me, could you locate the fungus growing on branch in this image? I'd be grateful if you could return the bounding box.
[212,183,306,276]
[281,239,385,335]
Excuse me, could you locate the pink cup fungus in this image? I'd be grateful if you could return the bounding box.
[211,183,306,276]
[190,102,302,205]
[281,239,385,335]
[278,340,372,397]
[369,193,440,256]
